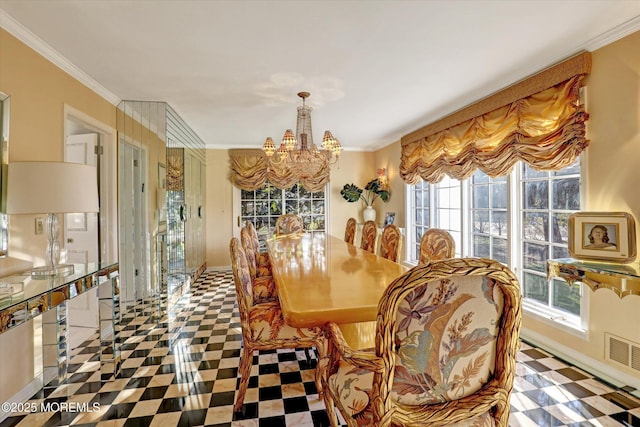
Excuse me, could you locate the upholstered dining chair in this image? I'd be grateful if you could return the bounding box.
[322,257,522,427]
[419,227,456,264]
[229,238,325,412]
[379,224,402,262]
[360,220,378,253]
[240,224,277,303]
[275,214,304,236]
[245,221,270,268]
[240,224,270,277]
[344,217,357,244]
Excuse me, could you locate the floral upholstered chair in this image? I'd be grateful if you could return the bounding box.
[229,238,325,411]
[240,224,277,303]
[379,224,402,262]
[322,257,522,427]
[344,217,357,244]
[419,228,456,264]
[245,221,270,267]
[360,220,377,253]
[275,214,304,236]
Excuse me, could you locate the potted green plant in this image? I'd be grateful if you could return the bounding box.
[340,178,390,222]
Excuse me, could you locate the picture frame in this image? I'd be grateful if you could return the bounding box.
[383,212,396,227]
[568,212,636,263]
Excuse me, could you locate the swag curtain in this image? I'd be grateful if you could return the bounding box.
[229,149,330,193]
[400,52,591,184]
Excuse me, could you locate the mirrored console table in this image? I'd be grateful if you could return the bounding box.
[0,262,120,392]
[547,258,640,298]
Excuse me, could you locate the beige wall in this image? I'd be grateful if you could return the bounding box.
[521,30,640,385]
[0,29,117,403]
[327,151,377,236]
[1,29,116,265]
[205,149,234,266]
[374,140,404,227]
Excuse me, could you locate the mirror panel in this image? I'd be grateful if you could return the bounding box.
[116,101,205,315]
[116,101,167,314]
[165,105,206,303]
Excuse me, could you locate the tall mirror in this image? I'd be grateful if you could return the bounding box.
[0,92,9,258]
[116,101,206,316]
[116,101,167,316]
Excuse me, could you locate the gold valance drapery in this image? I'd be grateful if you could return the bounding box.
[400,52,591,184]
[229,149,330,193]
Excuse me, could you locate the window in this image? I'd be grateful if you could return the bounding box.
[409,180,430,261]
[240,183,326,249]
[407,159,582,326]
[520,161,582,317]
[434,176,462,256]
[409,176,462,260]
[471,173,508,264]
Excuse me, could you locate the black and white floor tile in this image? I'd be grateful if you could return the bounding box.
[1,269,639,426]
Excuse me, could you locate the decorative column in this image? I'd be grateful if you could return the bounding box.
[42,299,68,393]
[98,268,121,381]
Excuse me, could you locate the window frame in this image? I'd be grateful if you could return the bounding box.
[237,182,329,249]
[405,159,588,333]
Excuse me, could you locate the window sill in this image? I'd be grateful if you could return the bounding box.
[523,303,587,339]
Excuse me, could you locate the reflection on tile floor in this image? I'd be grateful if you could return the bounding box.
[1,269,639,426]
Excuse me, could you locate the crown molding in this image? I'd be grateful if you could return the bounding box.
[0,9,121,106]
[578,14,640,51]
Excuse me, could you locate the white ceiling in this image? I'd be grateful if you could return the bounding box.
[1,1,640,151]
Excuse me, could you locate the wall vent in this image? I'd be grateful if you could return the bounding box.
[606,333,640,372]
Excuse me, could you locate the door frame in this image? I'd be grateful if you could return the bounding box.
[64,104,118,263]
[118,137,150,304]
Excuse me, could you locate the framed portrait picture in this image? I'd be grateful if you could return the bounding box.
[383,212,396,226]
[568,212,636,263]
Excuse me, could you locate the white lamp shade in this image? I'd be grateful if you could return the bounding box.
[6,161,99,214]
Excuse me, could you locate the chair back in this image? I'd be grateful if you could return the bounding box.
[379,224,402,262]
[229,238,254,313]
[360,220,377,253]
[275,214,304,236]
[240,225,258,278]
[344,217,357,244]
[372,258,521,425]
[418,228,455,264]
[245,220,261,253]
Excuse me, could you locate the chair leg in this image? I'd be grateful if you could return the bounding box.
[323,388,340,427]
[234,344,254,412]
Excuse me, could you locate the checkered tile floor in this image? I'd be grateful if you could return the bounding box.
[2,269,639,426]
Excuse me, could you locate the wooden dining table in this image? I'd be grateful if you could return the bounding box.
[266,232,409,330]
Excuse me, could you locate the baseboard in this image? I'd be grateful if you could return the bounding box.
[205,266,231,271]
[521,329,640,393]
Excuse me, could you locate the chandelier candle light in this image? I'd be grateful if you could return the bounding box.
[262,91,342,180]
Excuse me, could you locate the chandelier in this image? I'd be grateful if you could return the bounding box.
[262,91,342,180]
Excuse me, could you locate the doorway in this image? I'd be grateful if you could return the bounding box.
[119,140,150,310]
[63,105,117,349]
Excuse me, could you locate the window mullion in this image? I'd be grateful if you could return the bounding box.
[510,166,521,279]
[461,179,470,257]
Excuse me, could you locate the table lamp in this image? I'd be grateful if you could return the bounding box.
[6,161,99,278]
